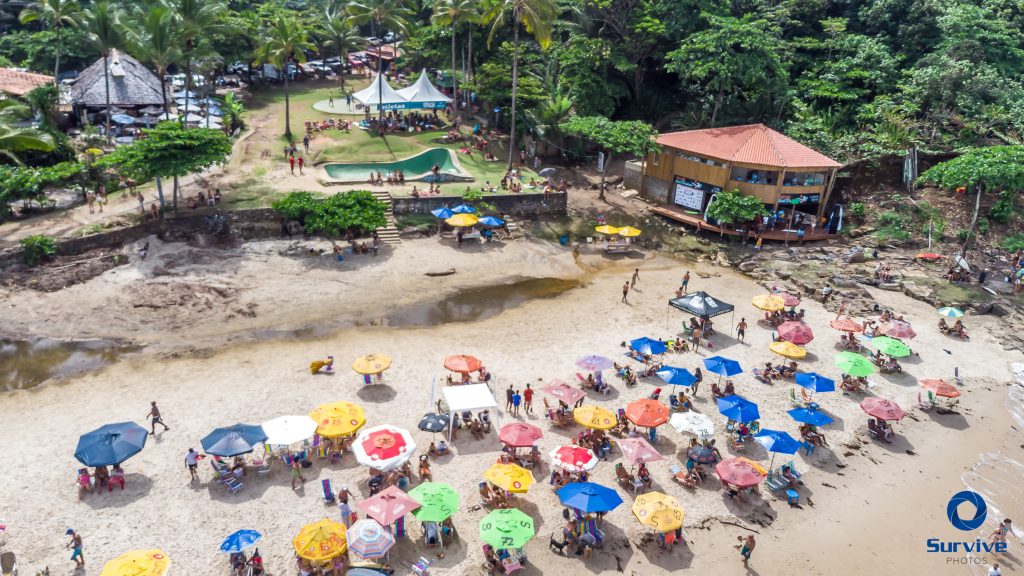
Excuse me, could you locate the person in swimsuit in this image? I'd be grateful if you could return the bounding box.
[67,528,84,567]
[147,401,169,435]
[291,458,305,490]
[337,484,354,527]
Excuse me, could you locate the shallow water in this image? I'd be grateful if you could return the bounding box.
[0,338,136,391]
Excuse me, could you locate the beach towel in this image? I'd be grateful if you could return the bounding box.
[395,516,406,538]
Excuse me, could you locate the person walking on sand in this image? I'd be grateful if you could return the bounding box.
[298,156,305,174]
[737,318,748,343]
[523,384,534,414]
[337,484,354,528]
[303,134,310,153]
[681,271,690,293]
[738,534,755,564]
[989,519,1013,545]
[185,448,200,481]
[622,281,630,303]
[66,528,84,568]
[512,389,522,417]
[291,458,305,490]
[506,384,514,411]
[289,155,296,174]
[147,401,169,435]
[692,367,702,396]
[631,268,639,288]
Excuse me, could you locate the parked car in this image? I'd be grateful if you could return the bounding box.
[366,36,381,46]
[227,61,249,75]
[383,32,399,43]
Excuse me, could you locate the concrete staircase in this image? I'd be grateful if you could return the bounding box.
[372,190,401,244]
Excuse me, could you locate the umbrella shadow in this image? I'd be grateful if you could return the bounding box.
[356,384,398,402]
[447,433,501,456]
[868,428,916,454]
[203,472,275,502]
[577,520,635,574]
[601,251,644,261]
[633,531,695,570]
[923,409,969,430]
[720,491,777,526]
[877,371,918,387]
[83,473,153,509]
[295,245,395,272]
[816,406,847,433]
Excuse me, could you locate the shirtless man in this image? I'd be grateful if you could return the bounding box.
[147,401,169,435]
[738,534,756,564]
[67,528,84,567]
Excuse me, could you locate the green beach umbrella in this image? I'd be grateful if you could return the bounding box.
[870,336,911,358]
[835,352,875,377]
[937,307,964,318]
[479,508,535,549]
[408,482,459,523]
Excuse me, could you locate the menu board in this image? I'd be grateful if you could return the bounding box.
[673,177,719,211]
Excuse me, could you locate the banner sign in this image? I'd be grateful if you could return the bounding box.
[673,177,720,211]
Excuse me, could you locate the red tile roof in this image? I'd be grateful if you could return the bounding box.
[657,123,841,169]
[0,67,53,96]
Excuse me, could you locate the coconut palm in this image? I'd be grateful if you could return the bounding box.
[346,0,413,129]
[81,0,122,143]
[220,91,245,132]
[18,0,81,88]
[0,101,55,164]
[172,0,226,127]
[484,0,557,169]
[256,14,315,141]
[124,1,181,122]
[432,0,480,119]
[322,8,364,92]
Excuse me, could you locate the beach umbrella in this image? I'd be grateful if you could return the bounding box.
[920,379,961,398]
[777,321,814,345]
[550,445,599,472]
[207,106,224,117]
[138,114,161,126]
[795,372,835,393]
[293,519,348,561]
[860,397,905,421]
[715,457,767,488]
[669,412,715,437]
[138,105,164,115]
[499,423,544,447]
[937,307,964,318]
[751,294,785,311]
[201,423,267,457]
[409,482,459,522]
[632,492,684,532]
[625,399,670,428]
[347,519,395,559]
[717,395,760,423]
[576,355,614,371]
[451,203,476,214]
[478,216,505,227]
[418,413,449,433]
[483,463,535,493]
[656,366,697,387]
[618,437,663,466]
[174,89,198,98]
[557,482,623,513]
[219,530,262,553]
[446,213,479,227]
[777,291,801,307]
[444,354,482,373]
[261,415,318,446]
[100,550,170,576]
[686,445,717,465]
[880,320,917,340]
[352,354,392,375]
[573,405,618,430]
[753,430,801,470]
[618,226,642,237]
[541,379,586,405]
[357,486,422,525]
[479,508,535,549]
[630,337,667,356]
[180,112,205,123]
[769,340,806,359]
[594,225,621,235]
[352,425,416,471]
[74,422,148,467]
[110,113,135,125]
[870,336,911,358]
[835,352,875,377]
[830,318,864,332]
[703,356,743,378]
[787,408,833,426]
[431,207,454,219]
[310,401,366,438]
[538,167,558,177]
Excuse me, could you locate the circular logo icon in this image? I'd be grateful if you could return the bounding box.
[947,490,987,531]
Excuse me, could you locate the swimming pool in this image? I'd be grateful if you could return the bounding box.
[322,148,472,183]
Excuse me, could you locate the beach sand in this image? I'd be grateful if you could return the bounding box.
[0,238,1022,575]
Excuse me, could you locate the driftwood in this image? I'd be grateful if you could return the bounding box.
[425,268,456,277]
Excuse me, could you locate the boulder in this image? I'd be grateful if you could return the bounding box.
[738,261,759,273]
[843,248,866,264]
[990,302,1013,317]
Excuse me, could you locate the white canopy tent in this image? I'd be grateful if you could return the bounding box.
[352,74,410,111]
[442,384,500,441]
[397,69,452,109]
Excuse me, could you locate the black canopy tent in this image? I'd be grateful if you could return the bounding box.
[666,291,736,334]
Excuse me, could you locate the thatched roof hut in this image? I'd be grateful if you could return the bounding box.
[69,49,164,108]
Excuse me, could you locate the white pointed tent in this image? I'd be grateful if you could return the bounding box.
[397,70,452,110]
[352,74,410,111]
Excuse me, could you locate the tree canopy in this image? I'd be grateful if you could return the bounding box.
[96,122,232,181]
[706,188,769,228]
[918,146,1024,192]
[272,191,389,236]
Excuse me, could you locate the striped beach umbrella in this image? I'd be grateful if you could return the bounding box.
[347,519,395,559]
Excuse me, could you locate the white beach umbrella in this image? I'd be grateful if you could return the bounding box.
[352,425,417,471]
[670,412,716,437]
[261,415,318,445]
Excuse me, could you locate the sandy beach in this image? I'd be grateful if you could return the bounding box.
[1,237,1022,576]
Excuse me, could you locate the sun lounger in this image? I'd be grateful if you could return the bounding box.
[211,461,244,494]
[0,551,15,576]
[323,479,336,504]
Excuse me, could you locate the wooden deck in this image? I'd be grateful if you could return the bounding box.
[650,205,838,242]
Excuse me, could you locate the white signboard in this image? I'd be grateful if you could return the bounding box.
[673,181,706,211]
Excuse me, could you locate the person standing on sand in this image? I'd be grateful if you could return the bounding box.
[303,134,310,153]
[506,385,514,411]
[185,448,199,481]
[523,384,533,414]
[289,155,296,174]
[512,389,522,417]
[681,271,690,293]
[147,401,169,435]
[631,268,639,288]
[337,484,354,528]
[298,156,305,174]
[622,281,630,303]
[738,534,755,564]
[66,528,84,568]
[737,318,747,343]
[291,458,305,490]
[692,367,702,396]
[329,91,334,106]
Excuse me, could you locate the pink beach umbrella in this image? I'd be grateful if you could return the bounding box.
[715,457,767,488]
[617,437,663,466]
[357,486,421,526]
[777,321,814,345]
[880,321,917,340]
[860,397,905,421]
[542,380,586,405]
[498,423,544,447]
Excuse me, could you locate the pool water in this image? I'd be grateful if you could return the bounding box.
[323,147,471,183]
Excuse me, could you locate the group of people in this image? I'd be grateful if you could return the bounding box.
[368,169,406,186]
[938,318,969,339]
[76,464,126,499]
[410,182,444,197]
[304,117,351,134]
[370,109,442,134]
[186,188,222,210]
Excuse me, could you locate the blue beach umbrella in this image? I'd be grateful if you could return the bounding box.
[201,423,268,457]
[703,356,743,378]
[431,207,454,218]
[451,204,476,214]
[219,529,262,553]
[656,366,697,387]
[753,429,801,470]
[110,113,135,125]
[74,422,148,467]
[478,216,505,227]
[787,408,833,426]
[557,482,623,513]
[717,395,760,423]
[629,337,667,356]
[686,445,717,464]
[794,372,836,393]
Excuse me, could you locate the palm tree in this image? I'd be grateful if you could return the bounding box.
[256,14,315,141]
[0,101,55,164]
[220,91,245,132]
[432,0,480,120]
[484,0,557,169]
[172,0,225,127]
[124,1,181,122]
[81,0,122,143]
[19,0,80,89]
[322,7,364,92]
[346,0,413,130]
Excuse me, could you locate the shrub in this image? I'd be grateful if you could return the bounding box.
[1002,233,1024,252]
[977,217,990,236]
[876,211,904,227]
[989,190,1016,224]
[849,202,866,220]
[271,191,388,236]
[20,234,57,267]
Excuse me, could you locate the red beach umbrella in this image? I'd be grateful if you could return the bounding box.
[617,437,663,466]
[715,457,767,488]
[777,292,801,307]
[920,379,961,398]
[498,423,544,447]
[860,397,905,421]
[777,321,814,345]
[829,318,864,333]
[880,321,917,340]
[625,399,670,428]
[444,354,482,373]
[541,380,586,405]
[357,486,421,526]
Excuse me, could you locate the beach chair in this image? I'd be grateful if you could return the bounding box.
[614,463,635,490]
[800,389,820,411]
[322,479,336,504]
[801,441,816,456]
[0,551,15,576]
[764,470,786,492]
[211,461,244,494]
[410,557,431,576]
[788,387,803,408]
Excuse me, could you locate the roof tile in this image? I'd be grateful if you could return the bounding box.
[657,124,841,169]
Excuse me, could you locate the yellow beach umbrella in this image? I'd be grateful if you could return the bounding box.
[594,225,621,235]
[573,405,618,430]
[309,401,366,437]
[632,492,684,532]
[446,213,479,227]
[293,518,348,561]
[483,462,535,493]
[100,550,171,576]
[769,340,807,359]
[617,226,642,237]
[352,354,392,375]
[752,294,786,311]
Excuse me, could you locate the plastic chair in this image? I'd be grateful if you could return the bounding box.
[786,489,800,505]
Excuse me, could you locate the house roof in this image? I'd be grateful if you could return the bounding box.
[69,49,165,108]
[657,123,841,169]
[0,67,53,96]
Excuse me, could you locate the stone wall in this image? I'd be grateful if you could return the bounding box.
[391,192,567,217]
